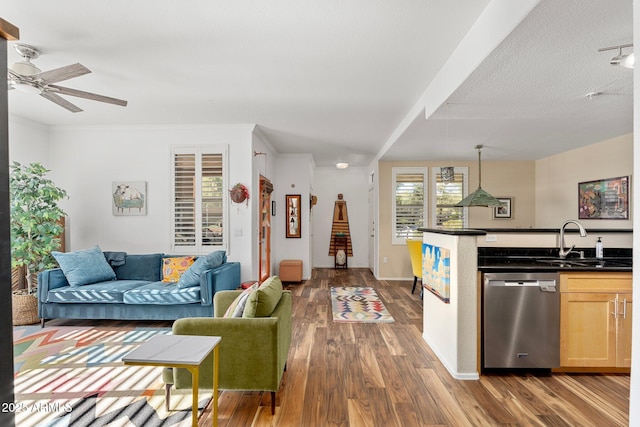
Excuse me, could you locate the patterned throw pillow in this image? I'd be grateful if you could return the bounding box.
[161,256,195,282]
[223,283,259,318]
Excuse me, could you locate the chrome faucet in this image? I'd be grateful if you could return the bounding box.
[559,220,587,258]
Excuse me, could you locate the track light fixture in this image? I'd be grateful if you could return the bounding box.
[598,43,634,69]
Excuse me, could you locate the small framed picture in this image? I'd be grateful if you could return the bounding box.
[112,181,147,216]
[286,194,301,238]
[492,197,512,219]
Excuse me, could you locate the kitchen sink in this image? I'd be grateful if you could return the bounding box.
[536,258,631,268]
[536,259,588,267]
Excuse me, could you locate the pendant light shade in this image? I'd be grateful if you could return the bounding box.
[455,145,503,207]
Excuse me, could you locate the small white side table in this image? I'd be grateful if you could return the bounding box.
[123,334,221,427]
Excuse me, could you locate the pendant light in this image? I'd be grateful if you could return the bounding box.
[455,145,502,207]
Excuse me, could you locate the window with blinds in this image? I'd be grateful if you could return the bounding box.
[433,167,468,229]
[392,167,427,243]
[171,146,227,253]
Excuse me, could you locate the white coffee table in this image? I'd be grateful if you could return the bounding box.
[123,334,221,427]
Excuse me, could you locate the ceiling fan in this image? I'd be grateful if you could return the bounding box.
[7,43,128,112]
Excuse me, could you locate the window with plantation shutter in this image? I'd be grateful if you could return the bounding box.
[392,167,427,244]
[171,146,227,253]
[432,167,468,229]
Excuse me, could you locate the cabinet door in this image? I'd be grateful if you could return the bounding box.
[617,295,633,368]
[560,293,616,367]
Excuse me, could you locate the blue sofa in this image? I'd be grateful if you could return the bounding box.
[37,251,241,327]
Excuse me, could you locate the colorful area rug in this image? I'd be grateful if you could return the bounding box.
[13,325,211,427]
[331,286,394,323]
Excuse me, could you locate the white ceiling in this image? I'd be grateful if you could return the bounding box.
[3,0,633,166]
[383,0,634,162]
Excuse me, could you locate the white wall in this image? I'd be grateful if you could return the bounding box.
[274,154,313,279]
[422,232,478,379]
[8,115,49,166]
[312,166,370,268]
[11,122,257,281]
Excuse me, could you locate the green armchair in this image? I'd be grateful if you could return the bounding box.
[162,284,292,415]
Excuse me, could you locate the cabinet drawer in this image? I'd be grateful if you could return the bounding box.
[560,272,632,293]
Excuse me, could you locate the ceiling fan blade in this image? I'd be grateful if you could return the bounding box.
[40,91,83,113]
[8,68,28,83]
[34,63,90,85]
[48,84,128,107]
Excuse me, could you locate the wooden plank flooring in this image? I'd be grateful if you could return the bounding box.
[199,268,630,426]
[36,267,629,425]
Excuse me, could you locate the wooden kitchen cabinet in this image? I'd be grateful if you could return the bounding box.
[559,272,632,369]
[617,295,633,367]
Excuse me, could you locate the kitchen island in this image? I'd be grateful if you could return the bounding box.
[418,228,632,379]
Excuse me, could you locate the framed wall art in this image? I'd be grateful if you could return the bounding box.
[422,244,450,303]
[112,181,147,216]
[492,197,512,219]
[286,194,301,238]
[579,176,629,220]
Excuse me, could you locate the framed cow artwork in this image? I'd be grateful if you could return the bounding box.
[112,181,147,216]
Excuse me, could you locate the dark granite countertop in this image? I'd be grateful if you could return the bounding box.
[417,228,486,236]
[478,247,632,273]
[480,228,632,234]
[418,228,632,236]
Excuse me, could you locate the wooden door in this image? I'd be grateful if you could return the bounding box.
[617,294,633,368]
[258,176,273,283]
[560,292,617,367]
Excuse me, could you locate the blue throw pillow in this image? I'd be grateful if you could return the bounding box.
[52,245,116,287]
[177,250,226,288]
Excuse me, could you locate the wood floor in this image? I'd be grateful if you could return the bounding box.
[198,268,630,427]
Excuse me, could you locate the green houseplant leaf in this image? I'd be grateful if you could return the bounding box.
[10,162,68,294]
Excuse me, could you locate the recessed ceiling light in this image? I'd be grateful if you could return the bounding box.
[336,162,349,169]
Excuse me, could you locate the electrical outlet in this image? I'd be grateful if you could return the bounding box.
[485,234,497,242]
[383,257,388,263]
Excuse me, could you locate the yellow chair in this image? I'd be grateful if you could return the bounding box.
[406,239,423,296]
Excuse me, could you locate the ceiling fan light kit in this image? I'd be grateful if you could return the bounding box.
[7,43,128,112]
[10,61,41,77]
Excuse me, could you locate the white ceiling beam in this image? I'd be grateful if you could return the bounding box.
[372,0,541,166]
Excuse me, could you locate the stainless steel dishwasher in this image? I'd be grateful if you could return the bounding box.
[483,272,560,369]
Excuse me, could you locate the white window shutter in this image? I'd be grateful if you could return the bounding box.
[171,146,227,253]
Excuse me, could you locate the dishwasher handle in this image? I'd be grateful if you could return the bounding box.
[488,279,557,292]
[504,280,540,287]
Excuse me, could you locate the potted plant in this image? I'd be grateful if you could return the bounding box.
[10,162,67,325]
